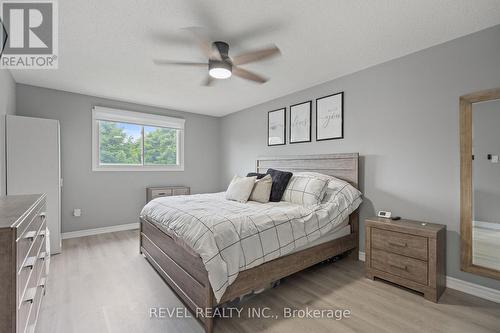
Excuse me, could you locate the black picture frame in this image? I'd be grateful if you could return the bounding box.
[316,92,344,141]
[289,100,312,144]
[0,17,7,58]
[267,108,286,146]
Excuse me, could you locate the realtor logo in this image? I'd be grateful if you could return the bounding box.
[0,0,58,69]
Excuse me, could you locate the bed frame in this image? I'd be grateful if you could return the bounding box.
[139,153,360,333]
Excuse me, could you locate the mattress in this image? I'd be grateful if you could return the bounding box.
[141,185,362,302]
[290,218,351,254]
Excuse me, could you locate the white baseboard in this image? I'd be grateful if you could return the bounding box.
[446,276,500,303]
[358,251,500,303]
[474,220,500,230]
[62,222,139,239]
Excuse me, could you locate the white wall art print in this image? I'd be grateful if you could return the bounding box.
[268,108,286,146]
[316,92,344,140]
[290,101,311,143]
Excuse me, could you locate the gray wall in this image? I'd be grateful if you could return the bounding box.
[473,99,500,223]
[220,25,500,290]
[0,69,16,196]
[16,84,221,233]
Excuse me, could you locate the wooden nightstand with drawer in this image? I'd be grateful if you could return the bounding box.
[365,217,446,302]
[146,186,190,203]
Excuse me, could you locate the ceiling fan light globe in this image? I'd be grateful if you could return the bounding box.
[209,67,232,79]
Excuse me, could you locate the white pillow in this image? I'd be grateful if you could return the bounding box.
[290,172,362,205]
[323,176,362,204]
[226,175,257,203]
[293,172,334,183]
[281,173,329,206]
[249,174,272,203]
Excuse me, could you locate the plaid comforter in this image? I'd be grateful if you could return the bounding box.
[140,184,362,302]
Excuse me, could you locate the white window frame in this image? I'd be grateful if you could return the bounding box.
[92,106,185,171]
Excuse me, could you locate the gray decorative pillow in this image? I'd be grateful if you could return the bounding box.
[266,169,293,202]
[281,174,329,206]
[225,176,257,203]
[249,174,272,203]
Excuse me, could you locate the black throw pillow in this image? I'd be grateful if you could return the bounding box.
[265,169,293,202]
[246,172,266,179]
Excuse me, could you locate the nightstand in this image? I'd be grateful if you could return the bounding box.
[365,217,446,302]
[146,186,190,203]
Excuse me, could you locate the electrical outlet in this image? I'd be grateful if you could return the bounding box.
[492,155,499,164]
[73,208,81,217]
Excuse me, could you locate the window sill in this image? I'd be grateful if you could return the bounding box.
[92,165,184,172]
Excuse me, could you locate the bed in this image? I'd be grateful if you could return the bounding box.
[139,153,361,333]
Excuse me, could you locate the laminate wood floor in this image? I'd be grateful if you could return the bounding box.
[37,230,500,333]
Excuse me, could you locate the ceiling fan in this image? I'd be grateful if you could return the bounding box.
[153,27,281,86]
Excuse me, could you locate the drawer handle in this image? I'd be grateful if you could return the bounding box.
[23,231,37,241]
[157,192,166,196]
[388,241,407,248]
[40,212,47,220]
[39,277,47,289]
[39,252,46,261]
[389,263,408,271]
[39,230,46,238]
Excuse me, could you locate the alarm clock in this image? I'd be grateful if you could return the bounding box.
[377,210,392,218]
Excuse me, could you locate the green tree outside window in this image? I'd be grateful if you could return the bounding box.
[99,121,177,166]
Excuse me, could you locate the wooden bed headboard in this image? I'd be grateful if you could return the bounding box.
[256,153,359,188]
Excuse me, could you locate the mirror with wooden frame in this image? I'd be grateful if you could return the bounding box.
[460,88,500,280]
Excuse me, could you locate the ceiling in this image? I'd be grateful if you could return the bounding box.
[10,0,500,117]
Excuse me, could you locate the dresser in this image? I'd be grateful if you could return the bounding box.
[146,186,190,203]
[365,217,446,302]
[0,194,48,333]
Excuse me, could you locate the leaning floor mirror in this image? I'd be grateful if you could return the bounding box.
[460,88,500,280]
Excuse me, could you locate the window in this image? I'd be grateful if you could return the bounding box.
[92,107,184,171]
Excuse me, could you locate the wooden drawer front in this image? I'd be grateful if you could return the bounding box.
[371,249,428,285]
[17,218,46,271]
[28,261,45,332]
[151,189,172,199]
[172,188,189,196]
[27,267,46,331]
[371,228,428,260]
[17,206,46,267]
[19,261,45,333]
[18,293,32,333]
[18,231,45,305]
[16,200,45,238]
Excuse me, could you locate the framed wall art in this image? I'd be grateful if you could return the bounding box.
[268,108,286,146]
[289,101,311,144]
[316,92,344,141]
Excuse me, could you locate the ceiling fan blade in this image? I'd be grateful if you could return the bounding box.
[202,75,215,87]
[183,27,221,61]
[232,45,281,65]
[233,67,268,84]
[153,60,207,67]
